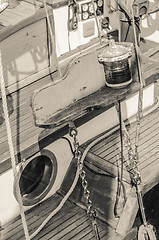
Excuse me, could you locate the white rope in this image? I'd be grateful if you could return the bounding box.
[29,125,119,239]
[138,224,157,240]
[0,51,30,240]
[43,0,62,77]
[30,165,80,239]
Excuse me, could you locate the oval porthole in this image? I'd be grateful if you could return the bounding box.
[14,150,57,206]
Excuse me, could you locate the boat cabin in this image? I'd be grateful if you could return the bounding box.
[0,0,159,239]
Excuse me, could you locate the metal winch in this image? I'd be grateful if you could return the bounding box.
[98,39,133,88]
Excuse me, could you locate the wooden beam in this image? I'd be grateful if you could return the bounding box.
[116,186,138,236]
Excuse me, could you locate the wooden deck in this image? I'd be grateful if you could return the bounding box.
[0,39,159,175]
[0,0,42,28]
[60,103,159,234]
[1,39,159,238]
[1,96,159,239]
[1,193,121,240]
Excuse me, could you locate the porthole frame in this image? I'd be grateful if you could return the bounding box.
[13,149,58,206]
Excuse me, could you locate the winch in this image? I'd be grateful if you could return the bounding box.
[98,39,133,88]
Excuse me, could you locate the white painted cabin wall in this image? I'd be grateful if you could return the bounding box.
[53,5,98,57]
[53,0,120,57]
[141,11,159,43]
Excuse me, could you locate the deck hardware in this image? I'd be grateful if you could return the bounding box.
[98,38,133,88]
[68,0,79,31]
[14,153,57,206]
[68,120,78,138]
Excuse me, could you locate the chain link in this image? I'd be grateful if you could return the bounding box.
[116,86,147,225]
[123,126,141,185]
[78,159,100,240]
[115,102,141,186]
[68,120,100,240]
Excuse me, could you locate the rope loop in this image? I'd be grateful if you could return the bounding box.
[138,224,156,240]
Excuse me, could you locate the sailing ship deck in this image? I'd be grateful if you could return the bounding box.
[1,97,159,239]
[1,39,159,175]
[1,2,159,240]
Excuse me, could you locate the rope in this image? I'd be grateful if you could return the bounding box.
[29,125,120,239]
[131,2,145,87]
[91,0,102,45]
[30,165,80,239]
[43,0,62,77]
[114,100,125,218]
[0,51,30,240]
[138,224,156,240]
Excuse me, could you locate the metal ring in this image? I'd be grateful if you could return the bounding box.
[69,127,78,137]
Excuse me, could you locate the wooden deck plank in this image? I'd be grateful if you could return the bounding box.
[2,194,72,238]
[0,1,38,27]
[49,217,89,240]
[2,196,83,240]
[2,9,27,21]
[91,108,159,157]
[31,209,85,240]
[90,107,159,166]
[58,219,91,240]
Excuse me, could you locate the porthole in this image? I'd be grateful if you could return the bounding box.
[14,150,57,206]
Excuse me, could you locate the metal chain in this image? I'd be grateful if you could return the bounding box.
[122,123,141,186]
[115,102,141,186]
[68,121,100,240]
[116,86,148,225]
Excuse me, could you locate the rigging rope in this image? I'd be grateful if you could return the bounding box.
[43,0,62,77]
[115,3,157,239]
[0,52,30,240]
[90,0,102,45]
[138,224,157,240]
[114,100,126,218]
